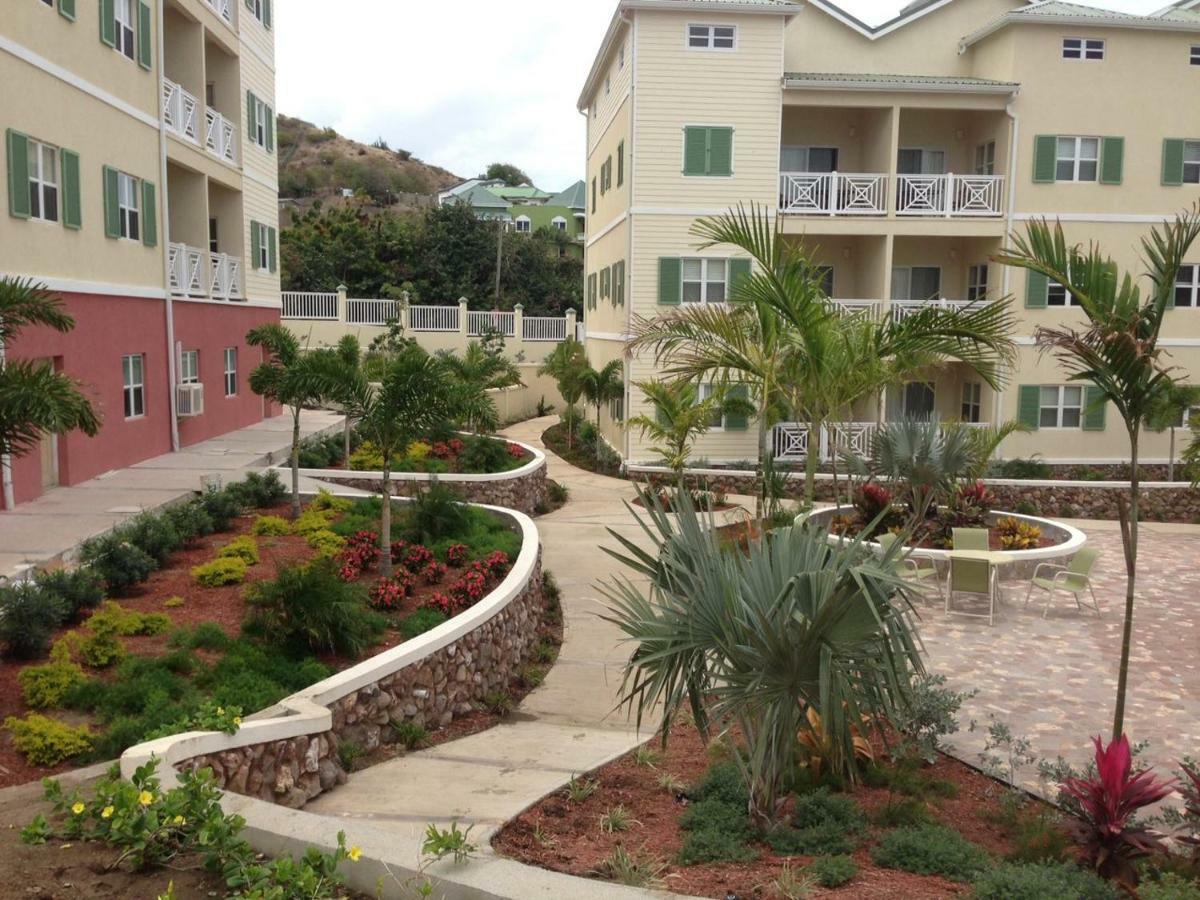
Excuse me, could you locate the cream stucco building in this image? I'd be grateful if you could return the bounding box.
[2,0,282,508]
[578,0,1200,468]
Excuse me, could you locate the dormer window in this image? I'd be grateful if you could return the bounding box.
[688,24,736,50]
[1063,37,1104,60]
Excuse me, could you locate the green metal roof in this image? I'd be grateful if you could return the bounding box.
[455,185,509,210]
[546,180,587,210]
[490,186,551,201]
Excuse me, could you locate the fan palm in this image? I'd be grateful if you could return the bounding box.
[578,359,624,461]
[994,204,1200,739]
[628,379,754,476]
[341,345,459,577]
[600,490,922,826]
[537,338,587,448]
[0,278,101,499]
[246,324,345,518]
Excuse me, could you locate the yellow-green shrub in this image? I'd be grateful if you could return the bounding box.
[291,509,336,537]
[4,714,93,766]
[308,489,352,513]
[348,442,385,471]
[216,536,259,565]
[251,515,290,536]
[18,659,84,709]
[191,557,248,587]
[163,596,185,608]
[307,529,346,558]
[85,601,170,637]
[406,441,432,462]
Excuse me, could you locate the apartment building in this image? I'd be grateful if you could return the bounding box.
[1,0,282,508]
[578,0,1200,467]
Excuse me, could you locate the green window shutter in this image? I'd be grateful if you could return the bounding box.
[683,127,708,176]
[137,1,152,69]
[1025,269,1049,309]
[1099,136,1124,185]
[6,129,31,220]
[141,180,156,247]
[250,220,261,268]
[99,0,115,47]
[591,178,596,213]
[1083,386,1107,431]
[265,105,275,152]
[587,273,597,309]
[725,384,749,431]
[1032,135,1057,183]
[263,0,271,27]
[61,149,81,229]
[1017,385,1041,430]
[102,165,120,238]
[245,0,253,9]
[267,226,277,273]
[1162,139,1185,186]
[728,258,751,298]
[658,257,681,305]
[708,127,733,176]
[58,0,76,21]
[247,91,257,143]
[615,260,625,306]
[617,141,624,187]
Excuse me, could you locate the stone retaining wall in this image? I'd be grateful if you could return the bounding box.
[326,463,548,516]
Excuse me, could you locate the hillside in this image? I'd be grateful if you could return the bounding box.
[276,115,461,213]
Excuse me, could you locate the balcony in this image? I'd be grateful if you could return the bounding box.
[163,78,200,145]
[779,172,888,216]
[824,297,980,323]
[896,174,1004,217]
[205,109,237,165]
[204,0,233,24]
[779,172,1004,218]
[169,242,243,301]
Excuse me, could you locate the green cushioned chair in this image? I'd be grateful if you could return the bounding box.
[877,532,943,603]
[952,527,989,552]
[945,555,999,626]
[1024,547,1101,619]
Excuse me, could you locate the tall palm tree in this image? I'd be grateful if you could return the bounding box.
[628,379,754,476]
[333,334,362,462]
[0,278,101,502]
[246,324,344,518]
[437,340,523,434]
[341,346,458,577]
[995,204,1200,739]
[1144,381,1200,482]
[537,338,587,448]
[578,359,624,462]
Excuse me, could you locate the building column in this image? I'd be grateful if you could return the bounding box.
[565,308,578,342]
[512,303,524,352]
[336,284,348,324]
[458,298,469,337]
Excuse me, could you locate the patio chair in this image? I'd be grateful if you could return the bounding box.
[945,555,999,626]
[877,532,944,602]
[952,527,989,551]
[1024,548,1102,619]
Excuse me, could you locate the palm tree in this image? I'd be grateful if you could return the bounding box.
[537,338,587,448]
[628,379,754,476]
[437,340,523,434]
[341,345,458,577]
[333,334,362,463]
[246,324,344,518]
[578,360,624,461]
[1143,381,1200,482]
[994,204,1200,740]
[0,278,101,502]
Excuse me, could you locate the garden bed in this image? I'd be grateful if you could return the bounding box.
[298,429,532,476]
[541,422,621,477]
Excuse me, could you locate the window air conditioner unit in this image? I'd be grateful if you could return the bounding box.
[177,383,205,417]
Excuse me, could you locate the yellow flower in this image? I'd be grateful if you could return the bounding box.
[100,806,114,819]
[216,707,225,716]
[347,846,362,862]
[171,815,185,826]
[71,802,85,816]
[232,717,242,727]
[138,790,154,807]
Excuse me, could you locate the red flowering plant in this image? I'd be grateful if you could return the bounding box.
[444,543,469,567]
[430,438,465,461]
[483,550,510,579]
[389,540,408,564]
[423,591,458,616]
[449,569,488,607]
[421,561,448,586]
[1059,734,1176,889]
[505,442,525,460]
[402,544,435,573]
[369,573,413,612]
[335,530,380,581]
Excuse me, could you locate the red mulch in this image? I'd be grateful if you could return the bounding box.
[494,720,1052,899]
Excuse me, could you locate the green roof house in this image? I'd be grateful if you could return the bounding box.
[440,177,587,253]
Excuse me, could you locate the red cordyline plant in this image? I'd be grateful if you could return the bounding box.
[1059,735,1176,889]
[854,482,892,521]
[955,481,995,511]
[1180,761,1200,860]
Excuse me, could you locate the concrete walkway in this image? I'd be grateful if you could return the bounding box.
[307,416,658,837]
[0,409,344,579]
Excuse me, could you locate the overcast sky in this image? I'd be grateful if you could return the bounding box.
[277,0,1170,192]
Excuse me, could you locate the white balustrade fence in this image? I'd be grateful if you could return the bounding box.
[209,253,242,301]
[347,298,401,326]
[169,244,242,301]
[522,316,567,342]
[407,305,460,332]
[162,78,199,143]
[281,292,339,320]
[205,110,237,164]
[204,0,232,23]
[779,171,888,215]
[468,310,515,338]
[897,174,1004,217]
[774,419,988,462]
[780,171,1004,217]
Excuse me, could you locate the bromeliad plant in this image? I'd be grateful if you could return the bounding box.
[1058,734,1176,890]
[600,488,923,827]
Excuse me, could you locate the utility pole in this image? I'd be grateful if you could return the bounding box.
[493,218,504,308]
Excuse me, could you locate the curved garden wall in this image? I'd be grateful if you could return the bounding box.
[291,437,548,515]
[120,500,544,810]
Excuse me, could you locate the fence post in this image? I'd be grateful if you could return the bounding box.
[513,303,524,348]
[565,308,577,343]
[458,297,469,336]
[336,284,348,323]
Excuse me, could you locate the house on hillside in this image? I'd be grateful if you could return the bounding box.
[578,0,1200,468]
[440,178,588,251]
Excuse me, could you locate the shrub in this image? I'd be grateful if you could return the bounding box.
[79,534,157,594]
[75,627,126,668]
[307,529,346,558]
[459,435,510,473]
[168,622,231,652]
[192,557,249,587]
[678,826,758,865]
[1014,499,1040,516]
[792,787,868,833]
[335,530,380,580]
[766,822,857,856]
[892,673,974,763]
[1140,874,1200,900]
[123,513,182,565]
[291,508,337,537]
[391,720,427,750]
[482,690,513,716]
[972,862,1119,900]
[4,714,92,765]
[19,657,85,709]
[690,760,750,807]
[308,489,353,513]
[398,608,447,640]
[997,517,1043,551]
[0,582,67,658]
[855,482,893,521]
[338,740,365,771]
[422,561,448,585]
[251,515,291,536]
[548,480,569,505]
[85,601,170,637]
[679,799,753,838]
[871,825,992,881]
[871,797,933,828]
[996,458,1052,479]
[227,470,287,508]
[163,596,185,608]
[199,485,244,532]
[368,574,412,611]
[348,441,385,471]
[405,484,469,543]
[163,500,215,543]
[143,700,243,740]
[807,854,859,888]
[216,536,260,566]
[401,543,435,573]
[34,568,105,623]
[243,558,385,657]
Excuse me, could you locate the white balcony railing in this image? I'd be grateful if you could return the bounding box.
[779,171,888,216]
[162,78,199,144]
[281,292,339,320]
[209,253,242,301]
[204,0,232,23]
[467,310,515,338]
[891,298,974,322]
[170,243,242,301]
[408,305,460,332]
[773,418,985,462]
[347,298,401,326]
[205,109,237,165]
[897,173,1004,217]
[522,316,567,342]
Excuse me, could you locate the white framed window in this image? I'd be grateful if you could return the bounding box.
[1176,264,1200,308]
[514,215,531,234]
[961,382,983,423]
[697,382,727,430]
[974,141,996,175]
[891,266,942,302]
[224,347,238,397]
[253,221,269,270]
[779,145,839,173]
[249,0,270,26]
[967,265,989,302]
[1192,45,1200,65]
[682,258,727,304]
[897,148,947,175]
[118,172,140,241]
[1184,140,1200,185]
[551,216,567,232]
[114,0,135,60]
[252,95,268,148]
[122,353,145,419]
[180,350,199,385]
[27,139,59,223]
[687,24,736,50]
[1062,37,1105,60]
[1047,278,1080,307]
[1040,385,1083,429]
[889,382,936,420]
[1056,136,1099,182]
